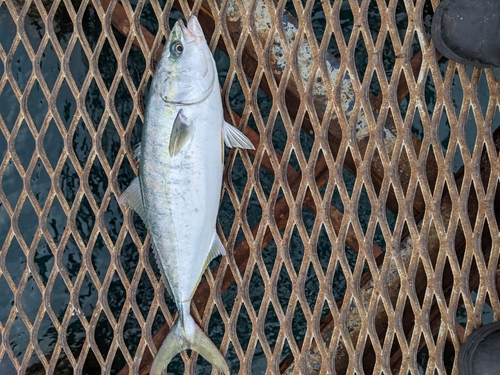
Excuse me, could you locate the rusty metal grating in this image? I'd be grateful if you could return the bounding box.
[1,0,500,373]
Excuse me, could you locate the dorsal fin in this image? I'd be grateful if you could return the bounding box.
[133,143,141,161]
[117,177,146,220]
[150,243,174,299]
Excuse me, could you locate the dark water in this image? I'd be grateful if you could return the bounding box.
[0,0,497,374]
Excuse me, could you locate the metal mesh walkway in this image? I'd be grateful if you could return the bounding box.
[0,0,499,373]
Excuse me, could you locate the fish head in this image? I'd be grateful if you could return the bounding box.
[154,16,216,105]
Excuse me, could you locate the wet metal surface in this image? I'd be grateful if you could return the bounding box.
[0,0,499,374]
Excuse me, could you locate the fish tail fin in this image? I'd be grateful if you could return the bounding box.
[190,322,230,375]
[150,309,230,375]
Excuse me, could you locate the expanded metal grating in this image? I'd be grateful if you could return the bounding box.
[0,0,499,374]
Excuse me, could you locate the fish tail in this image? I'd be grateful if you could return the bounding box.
[150,304,230,375]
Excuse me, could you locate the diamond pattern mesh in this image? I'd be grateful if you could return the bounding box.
[0,0,499,374]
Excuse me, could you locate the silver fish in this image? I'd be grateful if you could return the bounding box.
[118,16,254,375]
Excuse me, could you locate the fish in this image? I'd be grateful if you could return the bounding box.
[117,15,254,375]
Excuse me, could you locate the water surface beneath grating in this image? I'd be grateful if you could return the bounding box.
[0,0,498,374]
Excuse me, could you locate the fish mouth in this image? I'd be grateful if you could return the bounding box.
[177,16,204,43]
[161,15,214,105]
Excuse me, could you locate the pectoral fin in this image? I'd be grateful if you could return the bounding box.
[117,177,146,220]
[169,109,194,156]
[223,121,255,150]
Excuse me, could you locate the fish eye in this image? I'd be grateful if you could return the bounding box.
[170,41,184,58]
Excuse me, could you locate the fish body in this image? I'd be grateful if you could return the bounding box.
[141,41,223,305]
[118,16,253,375]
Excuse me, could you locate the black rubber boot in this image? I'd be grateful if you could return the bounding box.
[458,320,500,374]
[431,0,500,68]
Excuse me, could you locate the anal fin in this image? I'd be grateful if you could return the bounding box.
[203,232,226,271]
